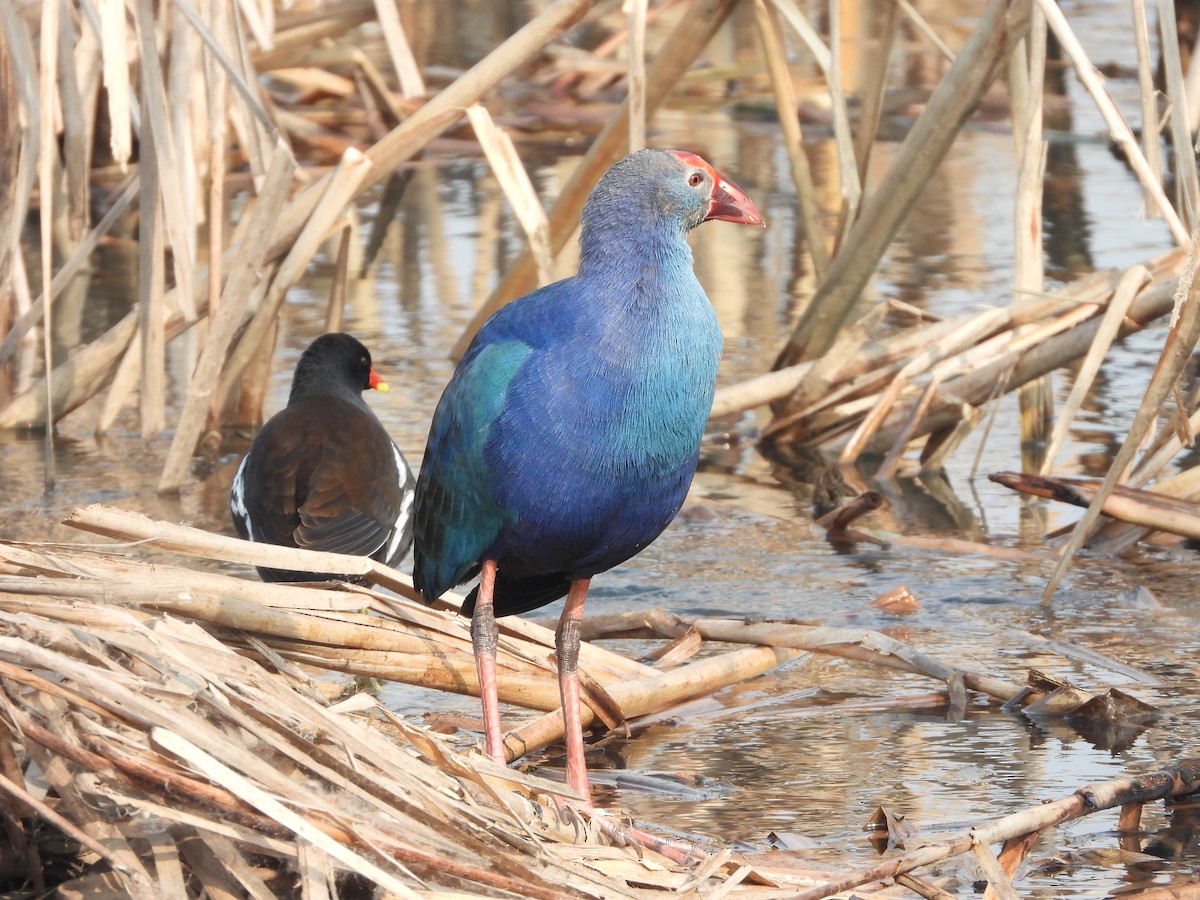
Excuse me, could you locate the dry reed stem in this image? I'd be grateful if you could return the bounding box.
[467,104,556,286]
[752,0,829,277]
[152,727,421,898]
[136,0,197,327]
[809,0,860,248]
[626,0,647,152]
[136,46,167,438]
[0,175,138,368]
[159,140,296,492]
[848,0,898,191]
[371,0,424,98]
[898,0,955,60]
[992,472,1200,541]
[503,644,803,763]
[1039,265,1151,475]
[36,0,59,478]
[1012,5,1049,451]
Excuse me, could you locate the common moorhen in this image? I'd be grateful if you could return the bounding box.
[231,332,415,582]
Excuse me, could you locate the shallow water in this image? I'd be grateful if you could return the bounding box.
[3,0,1200,893]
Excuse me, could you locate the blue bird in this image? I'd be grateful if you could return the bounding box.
[414,149,762,802]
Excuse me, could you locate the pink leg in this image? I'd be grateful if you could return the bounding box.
[472,559,506,763]
[557,578,591,805]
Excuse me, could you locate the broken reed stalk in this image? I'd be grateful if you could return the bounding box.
[821,0,862,251]
[792,760,1200,900]
[991,472,1200,542]
[466,104,556,286]
[36,0,59,484]
[1154,0,1200,220]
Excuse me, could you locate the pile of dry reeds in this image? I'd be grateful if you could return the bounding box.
[2,506,1197,896]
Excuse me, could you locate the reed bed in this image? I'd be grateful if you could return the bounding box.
[0,506,1193,896]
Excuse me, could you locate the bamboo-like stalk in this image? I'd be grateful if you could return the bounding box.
[1012,6,1050,455]
[466,104,555,286]
[37,0,59,488]
[136,1,167,437]
[503,644,802,763]
[135,0,197,324]
[751,0,829,278]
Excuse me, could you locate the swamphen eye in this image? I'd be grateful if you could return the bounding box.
[688,171,703,187]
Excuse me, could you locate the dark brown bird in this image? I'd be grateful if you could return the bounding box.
[230,333,415,582]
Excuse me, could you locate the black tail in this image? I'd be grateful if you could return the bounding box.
[462,570,571,618]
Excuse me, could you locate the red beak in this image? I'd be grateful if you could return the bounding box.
[368,368,390,392]
[706,170,764,226]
